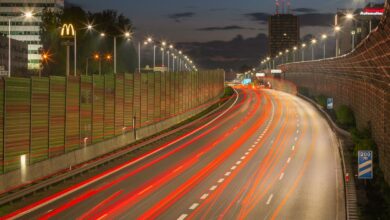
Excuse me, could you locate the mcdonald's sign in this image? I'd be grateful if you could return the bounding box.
[60,23,75,38]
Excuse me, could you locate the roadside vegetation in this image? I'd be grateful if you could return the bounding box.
[300,87,390,219]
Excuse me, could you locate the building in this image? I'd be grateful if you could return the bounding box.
[268,14,300,58]
[336,3,384,55]
[0,35,28,76]
[0,0,64,70]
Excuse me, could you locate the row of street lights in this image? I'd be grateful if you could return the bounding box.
[4,10,198,77]
[260,13,357,70]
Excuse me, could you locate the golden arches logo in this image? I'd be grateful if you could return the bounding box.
[61,24,75,37]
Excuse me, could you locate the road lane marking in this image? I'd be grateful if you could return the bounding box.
[173,165,184,173]
[225,172,232,176]
[252,144,256,147]
[97,214,108,220]
[292,145,295,151]
[254,141,259,144]
[210,185,218,191]
[279,173,284,180]
[241,156,246,160]
[218,178,225,183]
[296,130,299,134]
[177,214,188,220]
[189,203,199,210]
[245,152,249,155]
[266,194,274,205]
[137,185,153,195]
[231,166,237,170]
[294,137,298,141]
[200,194,209,200]
[249,148,253,151]
[236,161,242,165]
[287,157,291,164]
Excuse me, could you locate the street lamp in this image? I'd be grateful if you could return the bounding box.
[285,49,289,63]
[334,26,341,57]
[351,30,356,50]
[301,43,306,61]
[293,46,297,62]
[4,11,37,77]
[311,39,317,60]
[346,13,354,20]
[321,34,327,59]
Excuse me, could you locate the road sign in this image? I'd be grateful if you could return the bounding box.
[242,79,252,85]
[327,98,333,109]
[358,150,373,179]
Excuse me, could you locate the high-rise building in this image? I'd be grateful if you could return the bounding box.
[0,35,28,76]
[0,0,64,70]
[268,1,299,58]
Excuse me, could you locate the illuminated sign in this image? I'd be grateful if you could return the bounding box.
[360,8,384,16]
[61,24,75,38]
[242,79,252,85]
[271,69,282,74]
[256,73,266,77]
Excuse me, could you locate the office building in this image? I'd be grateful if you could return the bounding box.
[0,35,28,76]
[0,0,64,70]
[268,14,300,58]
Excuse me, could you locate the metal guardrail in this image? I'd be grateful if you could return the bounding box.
[0,94,235,207]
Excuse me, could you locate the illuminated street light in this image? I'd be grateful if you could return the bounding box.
[321,34,328,59]
[346,13,354,20]
[311,39,317,60]
[351,30,356,50]
[100,32,106,37]
[293,46,298,62]
[301,43,307,61]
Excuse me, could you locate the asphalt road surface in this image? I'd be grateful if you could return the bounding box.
[4,88,345,220]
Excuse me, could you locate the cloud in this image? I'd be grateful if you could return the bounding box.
[244,12,270,23]
[244,11,333,27]
[167,12,195,22]
[292,8,318,13]
[299,13,334,27]
[196,25,254,31]
[177,34,268,71]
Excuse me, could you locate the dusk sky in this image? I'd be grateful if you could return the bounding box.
[70,0,383,70]
[71,0,373,42]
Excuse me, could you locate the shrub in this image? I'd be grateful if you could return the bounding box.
[336,105,355,128]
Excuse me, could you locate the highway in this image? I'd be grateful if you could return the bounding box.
[3,87,345,220]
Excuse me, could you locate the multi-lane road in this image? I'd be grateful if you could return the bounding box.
[3,87,345,220]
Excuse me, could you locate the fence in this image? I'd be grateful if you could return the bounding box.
[281,0,390,183]
[0,70,225,174]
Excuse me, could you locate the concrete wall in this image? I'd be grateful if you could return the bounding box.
[280,0,390,183]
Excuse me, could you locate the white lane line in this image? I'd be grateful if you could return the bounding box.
[266,194,274,205]
[137,185,153,195]
[225,172,232,176]
[279,172,285,180]
[252,144,256,147]
[210,185,218,191]
[254,141,259,144]
[292,145,295,151]
[178,214,188,220]
[231,166,237,170]
[189,203,199,210]
[287,157,291,164]
[245,152,249,155]
[294,137,298,141]
[200,194,209,200]
[241,156,246,160]
[249,148,253,152]
[236,161,242,165]
[297,123,300,127]
[218,178,225,183]
[296,130,299,134]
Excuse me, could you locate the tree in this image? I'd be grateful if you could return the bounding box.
[40,7,136,76]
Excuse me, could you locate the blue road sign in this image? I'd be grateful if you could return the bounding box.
[242,79,252,85]
[327,98,334,110]
[358,150,373,179]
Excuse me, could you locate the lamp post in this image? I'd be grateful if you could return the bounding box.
[279,52,283,64]
[334,26,341,57]
[321,34,327,59]
[351,30,356,50]
[5,11,35,77]
[301,43,306,61]
[100,31,131,74]
[285,49,289,63]
[293,46,297,62]
[311,39,317,60]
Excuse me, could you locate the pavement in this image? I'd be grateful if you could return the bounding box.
[3,87,345,220]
